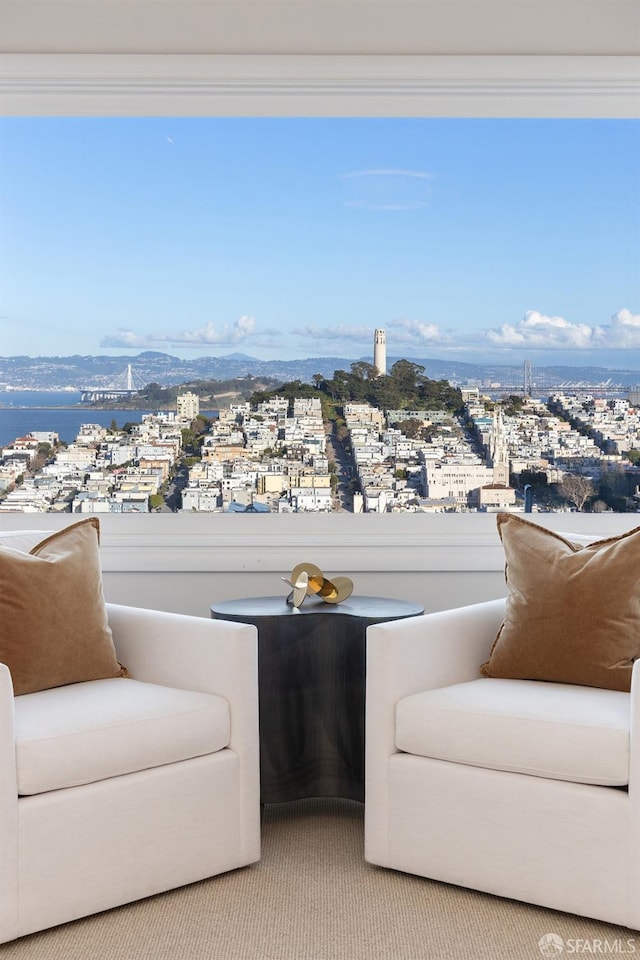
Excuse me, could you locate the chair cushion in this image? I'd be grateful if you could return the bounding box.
[395,678,630,786]
[480,513,640,691]
[14,677,230,795]
[0,518,127,695]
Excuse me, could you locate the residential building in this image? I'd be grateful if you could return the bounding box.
[176,392,200,421]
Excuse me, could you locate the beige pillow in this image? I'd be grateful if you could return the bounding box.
[480,513,640,692]
[0,517,127,696]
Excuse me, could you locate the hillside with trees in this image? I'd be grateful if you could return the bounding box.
[92,376,284,410]
[250,360,463,415]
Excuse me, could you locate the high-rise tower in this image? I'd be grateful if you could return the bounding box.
[373,329,387,377]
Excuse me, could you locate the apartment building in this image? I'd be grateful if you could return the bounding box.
[423,459,494,508]
[176,392,200,421]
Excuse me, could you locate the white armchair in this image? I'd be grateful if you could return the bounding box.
[0,530,260,943]
[365,598,640,928]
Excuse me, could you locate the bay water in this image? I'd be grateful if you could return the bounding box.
[0,392,217,447]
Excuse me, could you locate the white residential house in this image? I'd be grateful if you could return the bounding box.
[283,486,333,512]
[181,487,222,512]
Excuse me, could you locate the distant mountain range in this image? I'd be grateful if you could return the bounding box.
[1,351,639,391]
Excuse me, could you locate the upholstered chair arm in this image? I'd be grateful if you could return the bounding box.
[0,664,18,941]
[365,597,505,866]
[628,659,640,796]
[107,602,256,693]
[367,597,506,709]
[106,602,260,861]
[106,602,259,745]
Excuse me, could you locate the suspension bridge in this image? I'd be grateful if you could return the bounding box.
[80,365,147,402]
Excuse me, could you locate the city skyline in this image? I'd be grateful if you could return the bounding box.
[1,117,639,370]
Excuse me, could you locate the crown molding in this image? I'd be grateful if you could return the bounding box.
[1,54,638,116]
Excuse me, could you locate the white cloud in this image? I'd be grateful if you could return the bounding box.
[342,169,432,181]
[171,316,256,345]
[101,316,257,349]
[388,317,448,345]
[485,309,640,351]
[100,329,152,348]
[101,308,640,359]
[605,309,640,348]
[341,168,433,211]
[486,311,602,349]
[295,318,448,348]
[293,324,373,343]
[292,318,448,346]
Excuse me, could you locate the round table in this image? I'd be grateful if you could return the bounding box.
[211,594,424,803]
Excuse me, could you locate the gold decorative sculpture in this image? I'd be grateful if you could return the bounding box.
[282,562,354,607]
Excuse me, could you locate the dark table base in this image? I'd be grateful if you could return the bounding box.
[211,595,423,803]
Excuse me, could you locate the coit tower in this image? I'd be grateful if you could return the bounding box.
[373,328,387,376]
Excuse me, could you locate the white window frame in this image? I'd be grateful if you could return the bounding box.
[0,50,638,570]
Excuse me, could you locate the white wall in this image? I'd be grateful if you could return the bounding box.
[0,512,634,617]
[102,569,508,619]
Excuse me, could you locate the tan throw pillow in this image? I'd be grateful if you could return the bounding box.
[480,513,640,692]
[0,517,127,696]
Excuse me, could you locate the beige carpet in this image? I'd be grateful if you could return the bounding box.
[4,798,635,960]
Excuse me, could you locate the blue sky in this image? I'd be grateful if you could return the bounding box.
[1,117,639,369]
